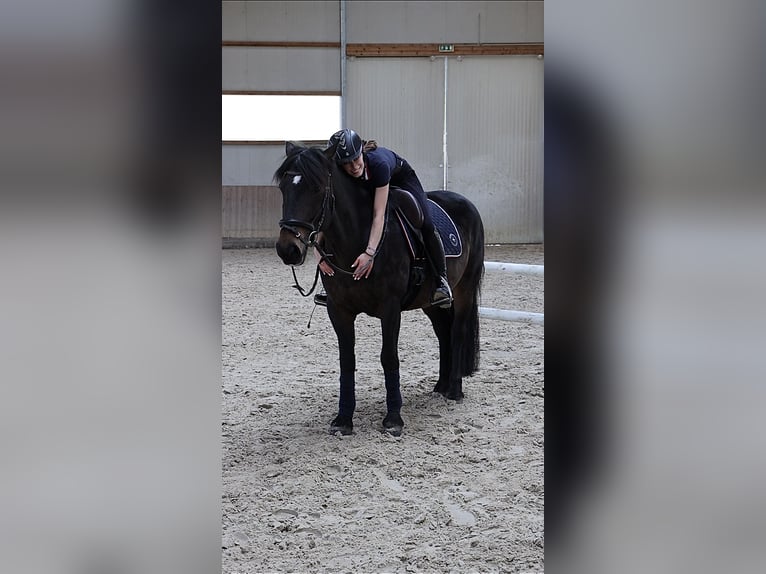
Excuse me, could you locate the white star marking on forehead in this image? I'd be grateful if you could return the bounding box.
[292,175,302,185]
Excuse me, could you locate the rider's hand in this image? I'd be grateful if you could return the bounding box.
[314,247,334,276]
[351,252,374,280]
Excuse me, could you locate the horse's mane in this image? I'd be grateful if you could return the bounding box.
[273,144,332,192]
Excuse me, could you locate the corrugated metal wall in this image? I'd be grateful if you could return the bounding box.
[222,1,340,243]
[345,58,445,191]
[346,54,543,243]
[223,1,340,43]
[222,1,340,92]
[345,1,543,44]
[222,186,283,246]
[222,144,287,186]
[222,47,340,92]
[448,56,544,243]
[222,143,292,243]
[221,1,544,244]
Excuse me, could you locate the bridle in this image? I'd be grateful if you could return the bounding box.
[278,170,335,250]
[278,169,354,299]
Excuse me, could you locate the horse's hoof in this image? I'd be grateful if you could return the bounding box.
[436,389,463,403]
[330,416,353,436]
[382,413,404,437]
[433,381,447,394]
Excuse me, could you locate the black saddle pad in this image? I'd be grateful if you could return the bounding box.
[428,199,462,257]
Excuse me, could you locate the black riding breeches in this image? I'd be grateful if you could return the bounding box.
[392,168,434,233]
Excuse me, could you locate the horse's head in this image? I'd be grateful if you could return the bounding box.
[274,142,334,266]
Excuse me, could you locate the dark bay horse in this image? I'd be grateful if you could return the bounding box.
[274,142,484,435]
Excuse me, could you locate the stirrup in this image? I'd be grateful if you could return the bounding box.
[314,292,328,307]
[430,278,452,308]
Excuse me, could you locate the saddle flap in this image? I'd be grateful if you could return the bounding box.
[389,186,424,229]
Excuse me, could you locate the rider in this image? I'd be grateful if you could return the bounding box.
[318,128,452,308]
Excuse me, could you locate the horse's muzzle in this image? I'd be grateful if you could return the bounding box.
[275,229,307,265]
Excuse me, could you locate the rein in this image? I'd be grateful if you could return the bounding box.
[290,264,322,297]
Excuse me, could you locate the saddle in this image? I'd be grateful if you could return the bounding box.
[388,187,462,308]
[388,187,463,257]
[389,186,424,250]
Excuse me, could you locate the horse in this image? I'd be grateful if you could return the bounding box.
[274,141,485,436]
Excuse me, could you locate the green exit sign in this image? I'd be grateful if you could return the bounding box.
[438,44,454,53]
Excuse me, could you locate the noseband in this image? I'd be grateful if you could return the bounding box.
[278,171,335,248]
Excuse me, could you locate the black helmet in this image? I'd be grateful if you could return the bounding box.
[328,129,363,164]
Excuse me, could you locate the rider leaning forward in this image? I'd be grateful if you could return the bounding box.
[316,128,452,309]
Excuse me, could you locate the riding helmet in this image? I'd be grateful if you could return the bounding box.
[328,128,363,164]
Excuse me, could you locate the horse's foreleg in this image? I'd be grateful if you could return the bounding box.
[328,305,356,434]
[380,308,404,435]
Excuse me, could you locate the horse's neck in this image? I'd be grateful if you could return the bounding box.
[326,171,371,259]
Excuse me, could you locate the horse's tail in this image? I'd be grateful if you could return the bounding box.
[458,222,485,377]
[459,278,482,377]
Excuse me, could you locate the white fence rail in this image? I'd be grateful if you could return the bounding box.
[483,261,544,276]
[479,261,544,326]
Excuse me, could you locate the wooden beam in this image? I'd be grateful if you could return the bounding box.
[222,90,341,96]
[222,41,340,48]
[221,41,543,57]
[346,43,543,57]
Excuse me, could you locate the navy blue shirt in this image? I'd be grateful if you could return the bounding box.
[353,145,432,229]
[356,147,409,190]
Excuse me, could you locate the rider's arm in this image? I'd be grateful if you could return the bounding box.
[352,183,388,280]
[367,183,389,253]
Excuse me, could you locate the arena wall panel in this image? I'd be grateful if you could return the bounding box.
[221,1,543,244]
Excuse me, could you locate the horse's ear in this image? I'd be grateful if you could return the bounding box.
[323,142,337,160]
[285,141,298,156]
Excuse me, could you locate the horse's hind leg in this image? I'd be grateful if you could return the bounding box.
[424,307,453,396]
[380,307,404,436]
[443,281,482,401]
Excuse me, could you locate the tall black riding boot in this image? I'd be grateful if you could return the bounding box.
[424,229,453,308]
